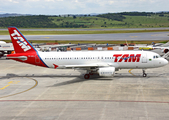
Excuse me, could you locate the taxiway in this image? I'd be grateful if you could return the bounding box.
[0,60,169,120]
[0,32,169,41]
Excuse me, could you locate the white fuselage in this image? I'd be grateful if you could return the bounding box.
[38,50,168,70]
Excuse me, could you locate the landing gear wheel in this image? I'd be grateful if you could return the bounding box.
[143,73,147,77]
[84,74,90,79]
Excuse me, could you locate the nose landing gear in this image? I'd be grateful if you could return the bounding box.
[142,69,147,77]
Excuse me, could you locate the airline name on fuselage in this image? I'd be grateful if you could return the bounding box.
[11,30,31,52]
[113,54,141,62]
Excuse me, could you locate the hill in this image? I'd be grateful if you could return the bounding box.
[0,13,31,18]
[0,12,169,28]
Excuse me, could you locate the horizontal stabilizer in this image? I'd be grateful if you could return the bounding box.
[7,56,27,61]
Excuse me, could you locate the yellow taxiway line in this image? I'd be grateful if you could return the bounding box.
[0,77,38,99]
[0,81,20,90]
[128,69,136,76]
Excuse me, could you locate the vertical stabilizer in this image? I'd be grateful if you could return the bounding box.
[8,27,36,53]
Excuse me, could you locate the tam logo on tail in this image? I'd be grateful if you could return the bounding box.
[11,30,31,52]
[8,27,35,53]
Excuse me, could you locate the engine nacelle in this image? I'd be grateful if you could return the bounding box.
[0,51,4,57]
[98,67,115,77]
[163,49,169,53]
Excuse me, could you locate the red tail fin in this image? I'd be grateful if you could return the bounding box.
[8,27,36,53]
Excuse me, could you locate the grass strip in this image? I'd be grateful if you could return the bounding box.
[0,29,169,35]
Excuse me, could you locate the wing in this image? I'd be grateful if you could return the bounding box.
[64,63,119,69]
[132,46,169,50]
[152,47,169,49]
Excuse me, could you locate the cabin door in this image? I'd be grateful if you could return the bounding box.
[142,54,147,63]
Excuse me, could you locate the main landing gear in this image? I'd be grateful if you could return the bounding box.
[84,72,94,79]
[142,69,147,77]
[84,74,90,79]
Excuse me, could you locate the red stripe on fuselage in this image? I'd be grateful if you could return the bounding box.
[7,52,47,68]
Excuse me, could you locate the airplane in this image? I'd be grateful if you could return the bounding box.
[0,41,14,57]
[6,27,168,79]
[137,45,169,53]
[125,39,169,53]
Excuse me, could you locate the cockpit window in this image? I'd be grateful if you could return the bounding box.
[153,55,161,59]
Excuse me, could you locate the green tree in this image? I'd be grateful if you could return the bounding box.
[73,16,76,19]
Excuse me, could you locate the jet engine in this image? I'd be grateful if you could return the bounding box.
[0,51,5,57]
[98,67,115,76]
[163,49,169,53]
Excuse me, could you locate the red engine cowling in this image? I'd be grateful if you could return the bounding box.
[163,49,169,53]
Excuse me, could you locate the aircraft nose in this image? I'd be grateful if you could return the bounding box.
[163,59,168,66]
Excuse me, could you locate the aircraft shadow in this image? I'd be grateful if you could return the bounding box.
[0,73,165,78]
[0,73,167,87]
[49,75,115,87]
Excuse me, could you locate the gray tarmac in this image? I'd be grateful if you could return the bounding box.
[1,60,169,120]
[1,32,169,41]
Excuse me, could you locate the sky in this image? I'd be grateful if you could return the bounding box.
[0,0,168,15]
